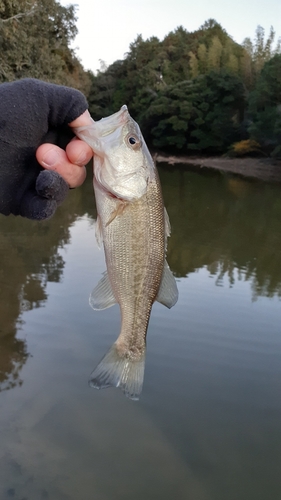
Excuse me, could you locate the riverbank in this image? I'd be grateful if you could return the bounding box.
[154,154,281,183]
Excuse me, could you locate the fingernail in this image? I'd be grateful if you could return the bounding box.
[42,150,60,168]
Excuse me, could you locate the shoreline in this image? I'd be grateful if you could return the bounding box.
[154,154,281,183]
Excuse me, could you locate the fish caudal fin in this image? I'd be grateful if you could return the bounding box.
[89,344,145,401]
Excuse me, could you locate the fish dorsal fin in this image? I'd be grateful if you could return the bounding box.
[95,215,103,248]
[164,207,171,238]
[156,260,178,308]
[89,271,117,310]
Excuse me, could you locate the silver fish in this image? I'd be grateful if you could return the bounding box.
[74,105,178,400]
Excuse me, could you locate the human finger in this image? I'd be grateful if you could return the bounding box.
[36,144,87,188]
[65,137,93,166]
[69,109,93,128]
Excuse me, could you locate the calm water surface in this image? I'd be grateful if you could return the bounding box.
[0,165,281,500]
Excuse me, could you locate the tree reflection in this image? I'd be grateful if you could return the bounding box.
[0,172,96,392]
[160,164,281,299]
[1,164,281,392]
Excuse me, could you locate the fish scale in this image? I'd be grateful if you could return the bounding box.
[98,179,164,352]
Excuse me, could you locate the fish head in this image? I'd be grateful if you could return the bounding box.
[74,106,154,201]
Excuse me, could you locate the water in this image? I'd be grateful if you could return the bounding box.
[0,165,281,500]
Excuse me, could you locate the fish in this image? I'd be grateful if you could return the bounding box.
[74,105,178,400]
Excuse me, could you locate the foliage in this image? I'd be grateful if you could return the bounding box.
[242,26,281,86]
[89,19,277,155]
[247,54,281,157]
[141,71,245,153]
[0,0,91,94]
[227,139,262,157]
[1,8,280,156]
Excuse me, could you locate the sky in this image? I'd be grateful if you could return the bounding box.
[59,0,281,73]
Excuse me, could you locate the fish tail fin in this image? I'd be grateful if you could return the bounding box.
[89,343,145,401]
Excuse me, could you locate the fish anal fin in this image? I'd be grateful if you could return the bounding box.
[156,260,178,308]
[89,271,117,310]
[89,343,145,401]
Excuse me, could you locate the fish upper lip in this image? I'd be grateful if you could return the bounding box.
[94,105,129,138]
[73,105,130,153]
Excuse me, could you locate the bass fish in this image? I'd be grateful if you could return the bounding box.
[74,106,178,400]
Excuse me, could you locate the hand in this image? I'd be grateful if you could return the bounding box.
[0,79,93,220]
[36,110,93,189]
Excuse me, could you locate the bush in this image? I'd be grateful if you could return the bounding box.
[227,139,263,157]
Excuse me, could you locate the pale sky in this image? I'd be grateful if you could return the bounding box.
[59,0,281,74]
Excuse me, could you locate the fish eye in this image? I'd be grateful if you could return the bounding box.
[126,133,140,150]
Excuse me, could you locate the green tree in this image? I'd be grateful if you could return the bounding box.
[248,54,281,157]
[0,0,91,93]
[88,19,247,121]
[189,51,198,78]
[207,36,223,71]
[89,34,171,118]
[197,43,208,73]
[242,25,281,86]
[86,19,279,155]
[87,60,125,119]
[142,71,245,153]
[226,54,239,74]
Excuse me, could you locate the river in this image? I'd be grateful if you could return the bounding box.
[0,165,281,500]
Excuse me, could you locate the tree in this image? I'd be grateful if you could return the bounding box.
[207,36,223,71]
[88,60,125,119]
[242,25,281,87]
[189,51,198,78]
[0,0,91,94]
[142,71,245,153]
[197,43,208,73]
[248,54,281,156]
[86,19,279,155]
[188,30,244,80]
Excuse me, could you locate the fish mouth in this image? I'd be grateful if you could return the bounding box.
[95,105,130,138]
[73,105,131,155]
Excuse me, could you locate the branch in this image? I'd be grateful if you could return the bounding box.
[0,7,37,23]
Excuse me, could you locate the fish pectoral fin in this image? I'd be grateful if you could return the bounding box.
[89,271,117,310]
[95,215,103,248]
[164,207,171,238]
[105,201,128,227]
[156,260,179,308]
[89,343,146,401]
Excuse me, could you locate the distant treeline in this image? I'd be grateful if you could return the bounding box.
[88,20,281,158]
[1,2,280,157]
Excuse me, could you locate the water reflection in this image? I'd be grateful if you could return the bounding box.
[0,164,281,392]
[0,176,96,391]
[162,165,281,299]
[1,164,281,500]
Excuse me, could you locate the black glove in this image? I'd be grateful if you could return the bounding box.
[0,78,88,220]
